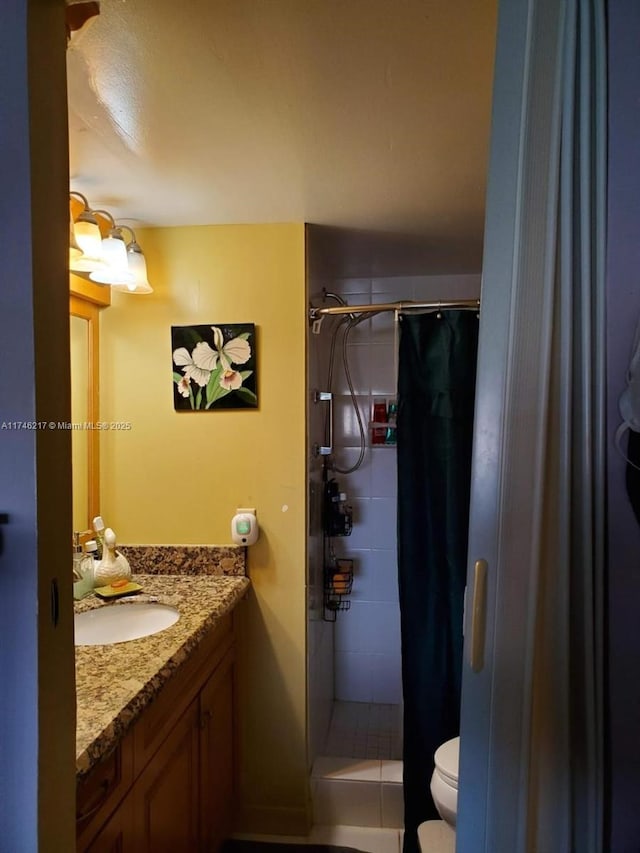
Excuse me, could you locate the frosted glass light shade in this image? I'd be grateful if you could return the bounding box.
[111,244,153,294]
[71,210,105,273]
[101,232,128,267]
[73,212,102,258]
[90,232,135,286]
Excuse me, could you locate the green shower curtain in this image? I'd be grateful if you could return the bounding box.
[397,311,478,853]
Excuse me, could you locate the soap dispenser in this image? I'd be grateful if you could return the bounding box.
[94,528,131,587]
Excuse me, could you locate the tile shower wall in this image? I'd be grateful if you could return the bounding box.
[329,274,481,704]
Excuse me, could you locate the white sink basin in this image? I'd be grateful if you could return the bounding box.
[75,603,180,646]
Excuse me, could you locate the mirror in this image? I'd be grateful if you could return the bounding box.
[70,313,89,530]
[69,281,109,531]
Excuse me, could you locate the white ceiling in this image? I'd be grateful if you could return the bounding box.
[67,0,497,271]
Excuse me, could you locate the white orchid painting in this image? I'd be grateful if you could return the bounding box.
[171,323,258,410]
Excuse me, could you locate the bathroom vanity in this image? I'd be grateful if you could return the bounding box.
[75,573,249,852]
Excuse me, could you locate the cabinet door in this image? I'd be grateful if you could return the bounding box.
[132,698,200,853]
[84,792,134,853]
[199,649,235,852]
[77,734,134,853]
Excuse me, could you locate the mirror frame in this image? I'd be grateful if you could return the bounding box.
[69,276,110,528]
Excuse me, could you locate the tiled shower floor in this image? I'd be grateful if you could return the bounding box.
[311,703,454,841]
[323,701,402,760]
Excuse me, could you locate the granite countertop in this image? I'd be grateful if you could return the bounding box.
[75,572,249,778]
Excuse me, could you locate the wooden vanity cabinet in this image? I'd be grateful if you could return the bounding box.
[77,614,236,853]
[199,651,235,850]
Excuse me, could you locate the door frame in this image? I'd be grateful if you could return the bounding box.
[458,0,566,850]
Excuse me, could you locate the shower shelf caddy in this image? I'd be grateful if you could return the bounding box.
[323,558,354,621]
[322,476,354,620]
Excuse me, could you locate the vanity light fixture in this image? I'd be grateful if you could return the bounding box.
[69,191,153,294]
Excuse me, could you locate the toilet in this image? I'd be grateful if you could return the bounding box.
[430,735,460,828]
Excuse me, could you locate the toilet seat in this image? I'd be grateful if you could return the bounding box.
[430,736,459,828]
[434,736,459,789]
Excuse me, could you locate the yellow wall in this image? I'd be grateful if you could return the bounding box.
[100,222,309,833]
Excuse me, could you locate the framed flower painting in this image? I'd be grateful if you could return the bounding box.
[171,323,258,410]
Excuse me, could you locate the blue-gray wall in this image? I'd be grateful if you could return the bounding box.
[607,2,640,849]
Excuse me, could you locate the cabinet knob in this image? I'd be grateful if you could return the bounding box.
[199,709,213,730]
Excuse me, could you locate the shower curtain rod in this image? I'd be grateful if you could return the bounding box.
[308,297,480,321]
